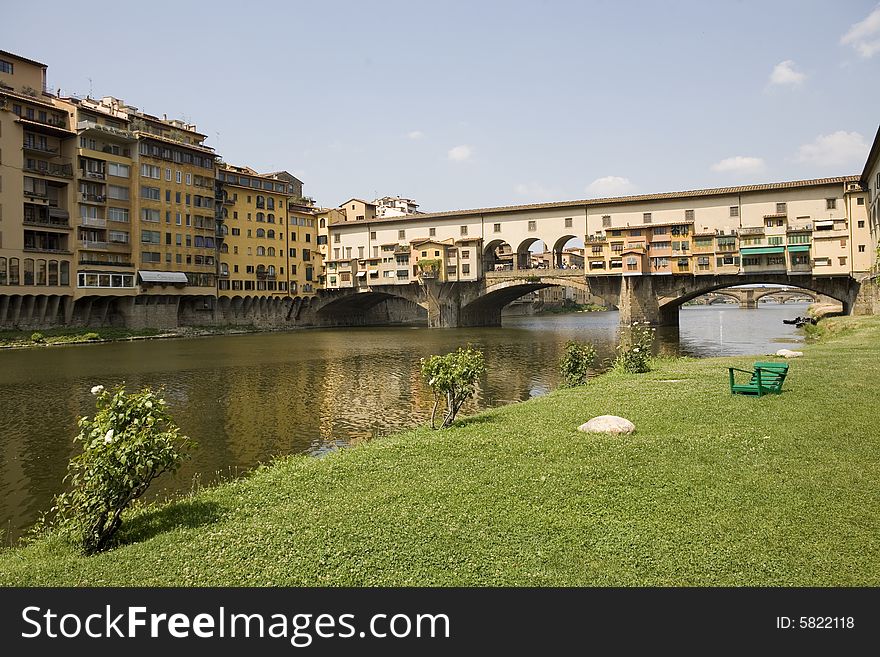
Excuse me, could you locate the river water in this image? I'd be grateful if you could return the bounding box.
[0,303,810,542]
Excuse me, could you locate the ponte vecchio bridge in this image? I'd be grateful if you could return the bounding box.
[318,176,871,328]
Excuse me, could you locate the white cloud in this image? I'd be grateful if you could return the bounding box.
[710,156,766,173]
[841,6,880,58]
[584,176,635,197]
[795,131,869,166]
[513,182,560,200]
[407,130,424,140]
[447,145,473,162]
[769,60,806,87]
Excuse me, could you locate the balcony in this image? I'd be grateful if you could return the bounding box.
[256,271,277,280]
[80,217,107,228]
[23,141,60,155]
[24,215,71,230]
[78,259,133,267]
[586,234,607,243]
[82,170,106,181]
[738,226,764,235]
[24,162,74,178]
[81,193,106,204]
[80,240,109,249]
[787,224,812,232]
[394,245,411,255]
[24,246,72,255]
[763,212,787,219]
[76,120,136,142]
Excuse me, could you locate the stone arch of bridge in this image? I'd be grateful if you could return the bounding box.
[462,275,612,322]
[313,289,428,324]
[752,288,819,303]
[656,276,850,316]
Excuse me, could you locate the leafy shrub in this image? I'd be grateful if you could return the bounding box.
[41,385,194,554]
[420,346,486,429]
[559,340,596,386]
[612,322,656,373]
[30,332,45,343]
[82,332,100,341]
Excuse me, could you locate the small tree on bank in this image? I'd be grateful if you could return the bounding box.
[42,385,194,554]
[559,340,597,386]
[612,321,656,373]
[420,346,486,429]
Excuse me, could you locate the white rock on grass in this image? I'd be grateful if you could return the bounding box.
[775,349,803,358]
[577,415,635,435]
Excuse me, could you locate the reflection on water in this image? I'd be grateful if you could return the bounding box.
[0,303,809,542]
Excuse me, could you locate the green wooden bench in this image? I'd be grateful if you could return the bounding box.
[728,361,789,397]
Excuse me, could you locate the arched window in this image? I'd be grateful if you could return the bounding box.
[267,213,275,224]
[256,212,264,222]
[220,224,229,235]
[220,262,229,276]
[220,243,229,253]
[256,264,266,274]
[37,259,47,285]
[0,257,6,285]
[319,218,326,228]
[266,198,275,210]
[267,247,275,257]
[256,195,265,209]
[256,228,265,238]
[48,260,59,286]
[23,258,34,285]
[222,207,229,219]
[59,261,69,286]
[267,229,275,239]
[267,265,276,276]
[256,246,266,256]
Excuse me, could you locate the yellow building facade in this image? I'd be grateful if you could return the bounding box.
[217,165,319,296]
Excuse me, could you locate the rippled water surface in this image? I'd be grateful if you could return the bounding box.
[0,303,809,541]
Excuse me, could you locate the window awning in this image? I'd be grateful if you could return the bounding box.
[814,220,834,228]
[740,246,785,255]
[138,271,188,284]
[368,270,379,275]
[787,245,811,252]
[356,271,367,277]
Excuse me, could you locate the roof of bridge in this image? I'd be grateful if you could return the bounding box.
[328,176,860,227]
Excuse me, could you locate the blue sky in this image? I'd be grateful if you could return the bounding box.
[3,0,879,212]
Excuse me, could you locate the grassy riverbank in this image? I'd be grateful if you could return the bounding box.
[2,316,879,586]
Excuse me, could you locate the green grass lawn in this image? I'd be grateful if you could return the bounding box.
[2,316,879,586]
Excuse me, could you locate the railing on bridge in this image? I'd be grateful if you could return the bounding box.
[486,268,587,280]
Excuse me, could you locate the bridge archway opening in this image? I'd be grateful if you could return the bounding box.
[549,234,582,269]
[515,237,544,270]
[663,281,841,319]
[483,239,514,272]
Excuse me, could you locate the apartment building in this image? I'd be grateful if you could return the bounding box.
[216,165,319,296]
[375,196,420,218]
[863,125,880,273]
[0,51,76,300]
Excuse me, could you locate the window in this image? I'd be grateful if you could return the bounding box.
[839,256,847,266]
[0,59,13,74]
[858,245,866,252]
[858,220,865,228]
[528,220,536,231]
[141,251,161,263]
[602,215,611,227]
[643,212,652,224]
[493,223,501,233]
[768,236,783,246]
[857,197,865,205]
[256,228,265,238]
[141,230,161,244]
[108,163,130,178]
[685,209,694,221]
[334,233,341,243]
[776,202,787,214]
[460,225,468,236]
[140,164,160,179]
[176,171,182,184]
[140,186,160,200]
[370,231,377,240]
[826,198,837,210]
[107,185,129,200]
[141,208,160,223]
[398,230,406,239]
[429,227,436,237]
[165,168,172,181]
[186,173,192,185]
[729,206,739,217]
[565,217,573,228]
[461,250,470,259]
[462,264,470,274]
